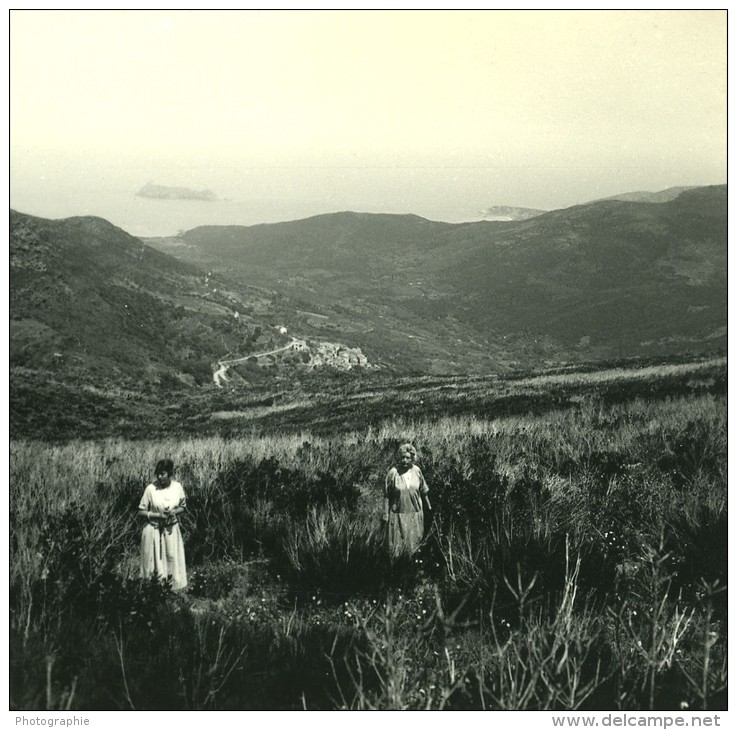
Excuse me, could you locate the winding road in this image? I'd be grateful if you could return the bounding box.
[213,338,300,387]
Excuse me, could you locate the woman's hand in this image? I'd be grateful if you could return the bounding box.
[162,507,180,526]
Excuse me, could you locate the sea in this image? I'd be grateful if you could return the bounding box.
[9,172,489,238]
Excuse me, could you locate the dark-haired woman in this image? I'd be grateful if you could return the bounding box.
[138,458,187,590]
[384,443,431,557]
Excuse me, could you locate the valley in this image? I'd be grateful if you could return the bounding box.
[9,185,726,440]
[147,185,727,373]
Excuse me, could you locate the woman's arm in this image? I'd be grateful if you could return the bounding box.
[169,489,187,516]
[138,485,161,521]
[383,470,394,521]
[418,468,432,511]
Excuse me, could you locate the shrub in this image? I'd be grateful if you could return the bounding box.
[281,507,387,596]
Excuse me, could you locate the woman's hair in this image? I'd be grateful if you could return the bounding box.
[396,442,417,459]
[155,458,174,476]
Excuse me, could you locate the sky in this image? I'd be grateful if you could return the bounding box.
[9,9,727,233]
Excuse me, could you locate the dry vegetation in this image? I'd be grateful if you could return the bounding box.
[9,363,727,710]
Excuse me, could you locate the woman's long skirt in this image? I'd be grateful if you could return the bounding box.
[140,523,187,590]
[388,511,424,557]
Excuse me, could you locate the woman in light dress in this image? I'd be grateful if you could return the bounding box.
[384,443,431,557]
[138,458,187,590]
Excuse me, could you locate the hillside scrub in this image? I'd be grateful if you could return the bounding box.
[9,381,726,710]
[9,356,726,442]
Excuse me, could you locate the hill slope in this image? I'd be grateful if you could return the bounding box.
[10,209,295,388]
[590,186,698,204]
[433,186,726,350]
[147,186,726,370]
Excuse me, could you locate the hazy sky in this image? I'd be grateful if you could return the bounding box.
[10,9,727,232]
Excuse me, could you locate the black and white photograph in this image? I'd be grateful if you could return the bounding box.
[9,9,727,716]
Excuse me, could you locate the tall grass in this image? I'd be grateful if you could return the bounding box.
[10,388,727,710]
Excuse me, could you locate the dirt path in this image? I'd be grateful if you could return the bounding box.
[213,362,230,387]
[213,338,299,387]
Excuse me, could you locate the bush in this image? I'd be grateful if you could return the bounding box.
[282,507,388,597]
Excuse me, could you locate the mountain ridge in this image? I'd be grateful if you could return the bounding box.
[146,184,725,371]
[11,184,726,387]
[9,186,727,439]
[588,185,698,204]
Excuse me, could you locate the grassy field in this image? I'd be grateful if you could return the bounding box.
[9,360,727,710]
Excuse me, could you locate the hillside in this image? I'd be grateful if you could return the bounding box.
[433,186,727,351]
[148,185,726,371]
[10,210,260,386]
[590,186,697,204]
[9,210,376,395]
[173,212,456,274]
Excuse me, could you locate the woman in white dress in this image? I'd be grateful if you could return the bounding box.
[384,443,431,557]
[138,458,187,590]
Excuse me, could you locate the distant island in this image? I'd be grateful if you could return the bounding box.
[479,205,547,221]
[136,183,218,201]
[479,187,699,220]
